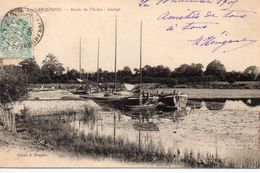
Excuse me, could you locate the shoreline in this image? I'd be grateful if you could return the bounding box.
[26,87,260,99]
[0,130,166,168]
[1,89,259,168]
[29,81,260,90]
[146,88,260,99]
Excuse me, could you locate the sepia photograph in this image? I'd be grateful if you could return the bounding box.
[0,0,260,168]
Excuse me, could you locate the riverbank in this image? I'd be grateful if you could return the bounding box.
[11,90,100,116]
[28,84,260,100]
[146,88,260,100]
[30,81,260,90]
[0,130,153,167]
[1,107,259,168]
[1,89,259,168]
[23,116,226,168]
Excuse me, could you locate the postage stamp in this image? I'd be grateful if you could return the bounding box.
[0,17,32,59]
[0,7,44,59]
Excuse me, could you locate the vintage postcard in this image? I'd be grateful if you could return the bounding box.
[0,0,260,168]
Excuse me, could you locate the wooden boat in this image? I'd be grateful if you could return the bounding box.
[123,22,188,112]
[126,103,157,111]
[68,37,87,95]
[125,96,159,112]
[158,93,188,110]
[125,96,148,106]
[125,21,152,110]
[125,93,188,111]
[156,103,176,112]
[74,17,120,99]
[80,92,130,103]
[69,88,87,95]
[80,17,129,104]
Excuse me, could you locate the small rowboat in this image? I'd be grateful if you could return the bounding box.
[125,104,157,111]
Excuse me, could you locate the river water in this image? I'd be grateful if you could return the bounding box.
[71,100,260,163]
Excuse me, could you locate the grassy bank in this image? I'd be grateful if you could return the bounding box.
[22,114,260,168]
[25,118,223,167]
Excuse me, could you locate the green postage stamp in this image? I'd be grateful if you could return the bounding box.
[0,7,44,59]
[0,16,32,59]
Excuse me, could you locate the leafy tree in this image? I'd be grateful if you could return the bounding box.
[225,71,241,84]
[121,66,132,80]
[0,65,28,104]
[175,64,190,76]
[116,66,132,82]
[244,66,260,80]
[100,70,109,82]
[41,53,65,82]
[154,65,171,77]
[244,66,258,74]
[67,69,79,80]
[143,65,153,77]
[97,68,103,74]
[174,63,204,77]
[95,68,103,82]
[133,68,140,77]
[19,58,41,83]
[190,63,204,76]
[205,60,226,76]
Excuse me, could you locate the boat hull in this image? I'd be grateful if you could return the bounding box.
[80,94,129,103]
[125,104,157,111]
[158,94,188,110]
[125,97,148,106]
[69,89,87,95]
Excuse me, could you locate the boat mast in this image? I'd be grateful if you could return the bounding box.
[114,15,117,92]
[97,36,100,83]
[79,36,82,79]
[139,21,143,105]
[79,36,82,87]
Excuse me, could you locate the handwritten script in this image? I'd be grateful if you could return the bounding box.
[188,31,257,53]
[139,0,257,53]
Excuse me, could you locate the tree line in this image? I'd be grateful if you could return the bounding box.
[13,53,259,85]
[1,53,259,103]
[2,53,260,86]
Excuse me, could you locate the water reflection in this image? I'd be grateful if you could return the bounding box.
[242,98,260,107]
[205,102,225,110]
[188,99,260,111]
[71,99,260,162]
[199,101,228,110]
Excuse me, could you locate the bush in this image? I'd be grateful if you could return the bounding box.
[0,65,28,104]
